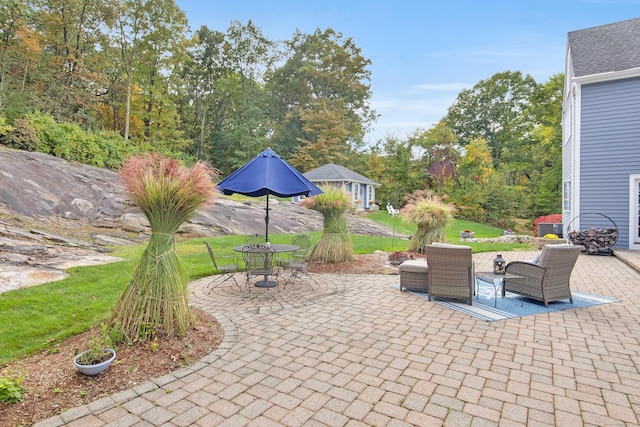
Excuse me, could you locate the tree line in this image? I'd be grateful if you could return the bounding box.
[0,0,562,226]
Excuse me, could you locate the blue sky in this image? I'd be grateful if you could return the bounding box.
[175,1,639,144]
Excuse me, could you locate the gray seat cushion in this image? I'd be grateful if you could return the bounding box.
[398,259,428,273]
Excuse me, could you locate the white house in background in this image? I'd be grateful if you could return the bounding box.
[563,17,640,250]
[296,163,380,210]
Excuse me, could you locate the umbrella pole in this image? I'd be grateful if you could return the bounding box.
[265,195,269,242]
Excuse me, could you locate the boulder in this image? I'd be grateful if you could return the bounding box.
[0,146,398,293]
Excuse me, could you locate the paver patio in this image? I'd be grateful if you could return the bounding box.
[35,251,640,426]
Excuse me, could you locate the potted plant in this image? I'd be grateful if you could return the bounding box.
[534,233,567,250]
[460,230,474,239]
[73,326,116,376]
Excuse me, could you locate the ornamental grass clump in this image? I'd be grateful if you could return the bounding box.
[401,190,457,253]
[300,185,353,263]
[110,153,217,342]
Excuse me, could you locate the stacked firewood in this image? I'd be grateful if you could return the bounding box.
[567,227,618,254]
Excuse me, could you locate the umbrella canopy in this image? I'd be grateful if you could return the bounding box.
[217,148,323,240]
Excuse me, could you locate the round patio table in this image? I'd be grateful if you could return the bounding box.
[233,244,298,253]
[234,244,298,287]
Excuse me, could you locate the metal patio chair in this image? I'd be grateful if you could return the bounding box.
[204,241,243,293]
[242,244,279,297]
[281,240,320,289]
[278,234,312,267]
[244,233,266,245]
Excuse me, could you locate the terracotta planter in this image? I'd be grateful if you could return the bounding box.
[534,237,567,250]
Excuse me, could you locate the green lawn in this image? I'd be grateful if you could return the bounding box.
[364,210,532,253]
[0,215,533,365]
[0,260,135,364]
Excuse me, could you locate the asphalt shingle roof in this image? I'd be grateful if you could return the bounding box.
[568,17,640,78]
[303,163,380,186]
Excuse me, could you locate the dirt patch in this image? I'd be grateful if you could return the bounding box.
[0,309,223,427]
[309,252,392,274]
[309,251,422,275]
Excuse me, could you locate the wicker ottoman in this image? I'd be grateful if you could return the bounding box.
[399,259,428,292]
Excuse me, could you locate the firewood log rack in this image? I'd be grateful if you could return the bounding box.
[566,213,618,256]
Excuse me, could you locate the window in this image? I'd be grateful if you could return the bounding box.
[563,181,571,211]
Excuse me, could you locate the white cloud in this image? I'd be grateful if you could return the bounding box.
[365,94,458,143]
[372,96,453,116]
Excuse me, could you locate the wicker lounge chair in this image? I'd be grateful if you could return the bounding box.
[502,244,582,307]
[426,243,474,305]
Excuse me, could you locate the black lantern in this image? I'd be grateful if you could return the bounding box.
[493,254,506,275]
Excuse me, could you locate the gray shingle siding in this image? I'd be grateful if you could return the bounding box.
[578,76,640,247]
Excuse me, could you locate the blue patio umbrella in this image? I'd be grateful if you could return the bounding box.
[217,148,323,241]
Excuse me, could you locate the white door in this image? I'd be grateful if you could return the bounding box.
[629,175,640,248]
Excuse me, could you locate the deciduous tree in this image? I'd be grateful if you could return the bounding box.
[288,99,350,171]
[267,28,376,159]
[33,0,115,123]
[528,73,564,216]
[179,21,278,175]
[114,0,189,144]
[444,137,516,227]
[444,71,538,164]
[179,26,226,159]
[0,0,38,118]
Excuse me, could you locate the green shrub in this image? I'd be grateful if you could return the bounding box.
[95,130,140,169]
[0,116,13,137]
[25,112,141,169]
[0,370,25,404]
[0,118,38,151]
[27,112,61,154]
[51,123,104,166]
